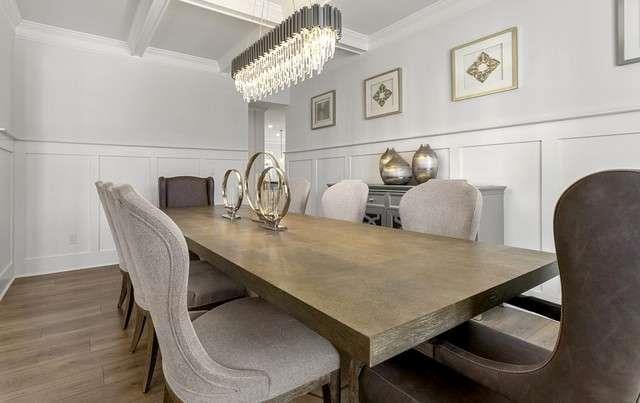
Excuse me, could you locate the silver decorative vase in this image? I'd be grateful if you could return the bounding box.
[412,144,439,184]
[379,148,412,185]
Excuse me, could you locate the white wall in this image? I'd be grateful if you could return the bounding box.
[0,5,13,130]
[286,0,640,303]
[9,26,250,278]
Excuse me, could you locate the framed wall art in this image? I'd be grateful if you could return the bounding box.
[617,0,640,65]
[451,27,518,101]
[363,68,402,119]
[311,90,336,130]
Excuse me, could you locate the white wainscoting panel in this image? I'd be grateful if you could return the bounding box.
[25,153,96,260]
[199,158,246,206]
[459,141,542,250]
[157,157,200,178]
[14,141,247,277]
[0,140,14,300]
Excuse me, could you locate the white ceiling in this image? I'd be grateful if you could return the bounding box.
[16,0,140,41]
[152,1,256,60]
[14,0,446,67]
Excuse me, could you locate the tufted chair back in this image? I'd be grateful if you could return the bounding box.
[320,180,369,223]
[399,180,482,241]
[112,184,268,402]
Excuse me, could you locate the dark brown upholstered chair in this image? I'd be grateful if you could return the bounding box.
[158,176,214,260]
[158,176,214,209]
[361,170,640,402]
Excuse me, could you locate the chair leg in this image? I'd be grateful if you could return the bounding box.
[117,271,128,311]
[129,304,147,353]
[122,284,134,329]
[322,370,341,403]
[143,313,159,393]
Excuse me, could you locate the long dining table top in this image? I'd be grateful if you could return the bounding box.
[165,206,558,367]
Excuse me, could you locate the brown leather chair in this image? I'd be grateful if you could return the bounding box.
[360,170,640,402]
[159,176,214,260]
[158,176,214,209]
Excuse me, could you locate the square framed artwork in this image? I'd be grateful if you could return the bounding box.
[311,90,336,130]
[363,68,402,119]
[617,0,640,65]
[451,27,518,101]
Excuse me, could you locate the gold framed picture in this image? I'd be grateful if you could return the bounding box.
[451,27,518,101]
[363,68,402,119]
[311,90,336,130]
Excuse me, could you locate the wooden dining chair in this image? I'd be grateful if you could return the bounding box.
[96,182,134,329]
[289,178,312,214]
[114,184,342,403]
[103,183,246,393]
[361,170,640,402]
[321,180,369,223]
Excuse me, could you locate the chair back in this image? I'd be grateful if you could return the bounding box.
[320,181,369,223]
[159,176,214,209]
[95,182,126,273]
[113,184,268,402]
[399,180,482,241]
[289,178,311,214]
[546,170,640,400]
[103,184,150,311]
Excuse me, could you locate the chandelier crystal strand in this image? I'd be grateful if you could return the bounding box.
[232,4,341,102]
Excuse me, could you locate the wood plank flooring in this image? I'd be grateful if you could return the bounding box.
[0,266,559,402]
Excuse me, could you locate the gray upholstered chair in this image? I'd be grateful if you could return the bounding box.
[113,184,341,402]
[360,170,640,402]
[399,179,483,241]
[96,182,134,329]
[320,180,369,223]
[99,183,246,393]
[289,178,312,214]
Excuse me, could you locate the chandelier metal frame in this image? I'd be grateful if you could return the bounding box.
[231,3,342,101]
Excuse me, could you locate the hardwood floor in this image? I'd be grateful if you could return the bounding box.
[0,266,559,402]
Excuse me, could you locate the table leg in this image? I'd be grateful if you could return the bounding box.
[346,358,365,403]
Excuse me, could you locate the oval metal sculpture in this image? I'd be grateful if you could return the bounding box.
[412,144,439,184]
[221,169,244,220]
[244,152,282,221]
[379,148,412,185]
[256,166,291,231]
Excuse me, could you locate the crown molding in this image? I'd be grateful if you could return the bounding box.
[0,0,21,29]
[15,20,221,73]
[369,0,495,50]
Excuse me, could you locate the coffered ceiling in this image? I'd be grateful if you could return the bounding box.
[12,0,449,71]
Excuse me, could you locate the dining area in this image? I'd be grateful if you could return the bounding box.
[82,156,639,403]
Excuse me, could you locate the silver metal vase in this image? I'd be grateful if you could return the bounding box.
[412,144,439,184]
[379,148,412,185]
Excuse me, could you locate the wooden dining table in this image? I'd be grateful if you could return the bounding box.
[165,206,558,402]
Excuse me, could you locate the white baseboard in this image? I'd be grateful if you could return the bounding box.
[20,251,118,278]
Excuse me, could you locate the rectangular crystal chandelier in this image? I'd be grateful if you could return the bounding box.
[232,4,342,102]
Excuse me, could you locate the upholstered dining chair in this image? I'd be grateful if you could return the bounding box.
[96,182,134,329]
[289,178,312,214]
[399,179,483,241]
[100,183,246,393]
[158,176,215,261]
[320,180,369,223]
[113,184,342,402]
[360,170,640,402]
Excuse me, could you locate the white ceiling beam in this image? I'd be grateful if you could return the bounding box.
[128,0,171,56]
[178,0,368,55]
